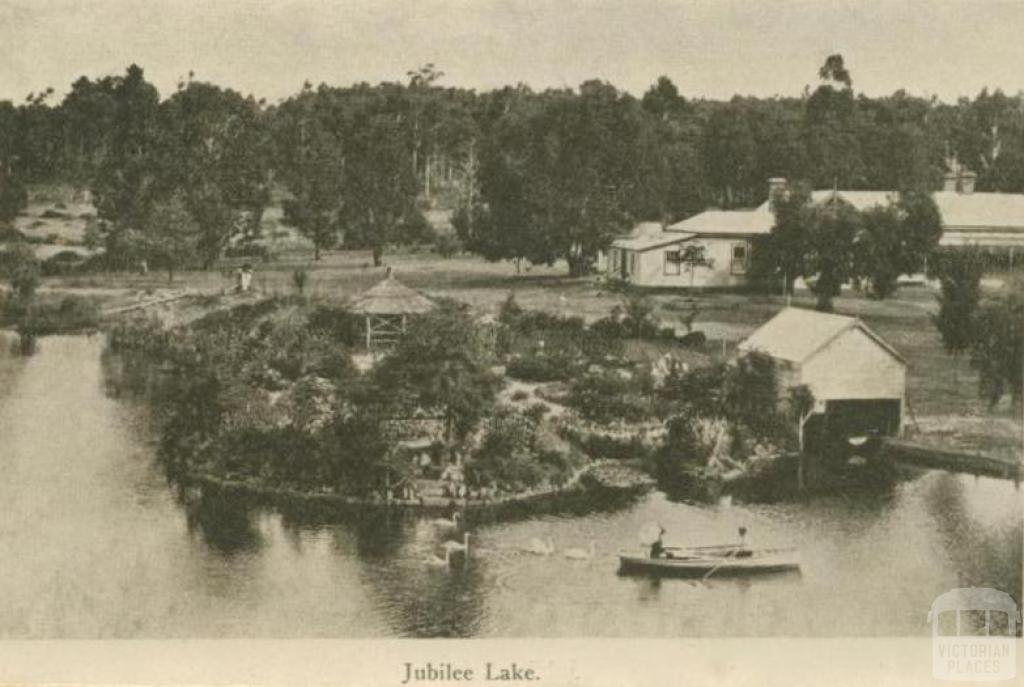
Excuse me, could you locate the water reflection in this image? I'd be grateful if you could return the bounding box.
[0,333,1019,638]
[184,492,265,556]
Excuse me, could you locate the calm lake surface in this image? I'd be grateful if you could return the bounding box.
[0,334,1020,638]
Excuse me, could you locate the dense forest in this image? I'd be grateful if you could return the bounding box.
[1,56,1023,275]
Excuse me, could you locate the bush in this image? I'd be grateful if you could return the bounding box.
[466,408,570,491]
[590,315,628,340]
[306,304,365,347]
[506,353,572,382]
[41,250,87,276]
[0,226,26,243]
[434,233,461,258]
[18,295,101,335]
[224,243,272,262]
[567,370,654,424]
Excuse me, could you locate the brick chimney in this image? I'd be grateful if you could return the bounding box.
[768,177,788,208]
[959,170,977,194]
[942,171,959,192]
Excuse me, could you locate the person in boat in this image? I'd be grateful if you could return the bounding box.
[650,526,667,559]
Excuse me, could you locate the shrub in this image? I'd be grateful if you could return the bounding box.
[41,250,86,276]
[590,315,628,340]
[224,243,272,262]
[506,353,572,382]
[466,408,570,491]
[306,304,364,346]
[510,389,531,401]
[567,370,654,424]
[434,233,461,258]
[17,296,100,335]
[292,267,309,295]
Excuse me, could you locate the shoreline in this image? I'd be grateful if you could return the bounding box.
[179,461,656,519]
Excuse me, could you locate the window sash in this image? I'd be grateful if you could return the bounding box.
[731,243,748,275]
[664,250,681,275]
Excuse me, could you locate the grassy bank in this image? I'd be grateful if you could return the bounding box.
[42,247,1022,462]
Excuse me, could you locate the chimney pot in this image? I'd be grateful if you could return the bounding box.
[960,171,977,194]
[943,172,959,192]
[767,177,788,208]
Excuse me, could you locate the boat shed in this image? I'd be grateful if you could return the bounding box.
[738,308,907,446]
[348,272,436,350]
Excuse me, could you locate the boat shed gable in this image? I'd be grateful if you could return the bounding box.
[739,307,905,366]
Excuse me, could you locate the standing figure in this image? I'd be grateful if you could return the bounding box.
[238,263,253,292]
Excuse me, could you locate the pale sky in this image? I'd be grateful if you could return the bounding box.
[1,0,1023,104]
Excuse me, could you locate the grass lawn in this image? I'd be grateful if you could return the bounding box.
[43,247,1022,458]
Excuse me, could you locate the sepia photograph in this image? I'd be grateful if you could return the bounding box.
[0,0,1021,683]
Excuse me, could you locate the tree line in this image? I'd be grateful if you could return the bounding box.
[1,56,1024,275]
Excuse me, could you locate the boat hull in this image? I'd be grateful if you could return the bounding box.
[617,548,800,577]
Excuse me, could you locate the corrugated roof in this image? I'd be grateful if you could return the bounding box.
[611,231,695,252]
[738,307,905,365]
[810,190,900,211]
[667,207,774,235]
[812,189,1024,229]
[932,191,1024,229]
[347,276,436,315]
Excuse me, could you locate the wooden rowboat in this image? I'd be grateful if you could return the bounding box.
[618,545,800,577]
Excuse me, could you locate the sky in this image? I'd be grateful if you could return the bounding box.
[1,0,1023,104]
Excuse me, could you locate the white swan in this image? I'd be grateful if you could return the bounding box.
[563,540,596,560]
[430,511,462,532]
[523,537,555,556]
[427,533,471,569]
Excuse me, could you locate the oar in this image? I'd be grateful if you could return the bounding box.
[700,547,738,583]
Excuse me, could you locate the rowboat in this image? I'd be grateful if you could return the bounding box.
[618,544,800,577]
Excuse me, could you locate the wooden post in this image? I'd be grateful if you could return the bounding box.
[366,315,372,351]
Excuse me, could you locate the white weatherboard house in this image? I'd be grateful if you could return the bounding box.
[738,308,907,442]
[608,173,1024,288]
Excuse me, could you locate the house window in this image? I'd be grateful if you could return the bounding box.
[664,250,681,275]
[731,243,748,275]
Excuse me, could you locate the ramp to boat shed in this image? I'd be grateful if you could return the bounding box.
[881,439,1021,482]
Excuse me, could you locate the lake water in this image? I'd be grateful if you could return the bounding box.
[0,334,1020,638]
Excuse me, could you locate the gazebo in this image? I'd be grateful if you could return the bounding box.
[348,271,436,350]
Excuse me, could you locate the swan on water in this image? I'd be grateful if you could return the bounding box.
[523,537,555,555]
[563,541,596,560]
[431,511,462,531]
[427,533,471,568]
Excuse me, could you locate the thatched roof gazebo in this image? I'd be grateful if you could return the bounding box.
[348,271,435,351]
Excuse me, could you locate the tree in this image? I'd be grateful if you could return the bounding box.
[0,243,40,301]
[805,54,864,188]
[370,302,500,453]
[752,181,813,294]
[641,76,686,122]
[138,193,201,282]
[0,167,27,223]
[475,81,649,275]
[971,284,1023,408]
[805,198,860,311]
[854,204,906,299]
[342,109,420,265]
[932,247,984,379]
[159,80,270,267]
[702,101,759,208]
[273,85,346,261]
[679,244,714,288]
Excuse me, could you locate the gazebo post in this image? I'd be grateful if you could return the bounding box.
[366,315,372,351]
